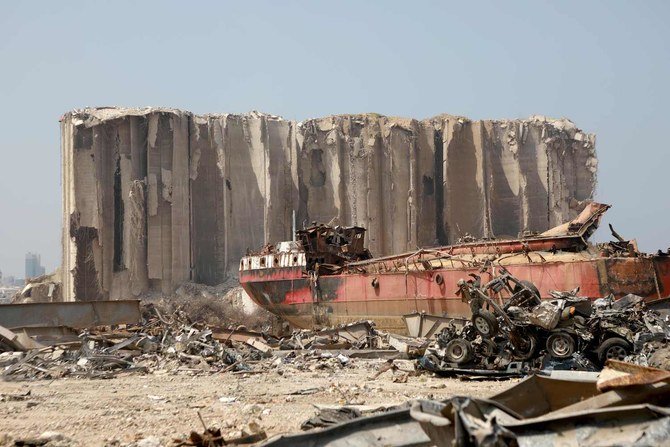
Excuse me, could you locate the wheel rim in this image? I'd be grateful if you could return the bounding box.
[606,345,626,360]
[451,345,463,358]
[514,334,536,359]
[550,336,572,357]
[474,316,490,335]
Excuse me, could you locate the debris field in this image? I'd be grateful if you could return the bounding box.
[0,307,509,446]
[3,273,670,446]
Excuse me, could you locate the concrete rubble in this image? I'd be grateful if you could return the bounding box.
[0,308,395,382]
[60,108,597,301]
[12,271,62,303]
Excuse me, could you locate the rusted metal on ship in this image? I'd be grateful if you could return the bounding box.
[239,203,670,333]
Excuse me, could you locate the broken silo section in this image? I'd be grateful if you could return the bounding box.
[60,107,597,301]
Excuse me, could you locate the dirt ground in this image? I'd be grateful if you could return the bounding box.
[0,357,514,446]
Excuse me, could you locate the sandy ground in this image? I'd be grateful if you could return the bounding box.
[0,357,514,446]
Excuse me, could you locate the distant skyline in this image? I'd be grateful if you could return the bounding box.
[1,1,669,277]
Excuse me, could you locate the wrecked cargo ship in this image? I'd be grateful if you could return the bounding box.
[239,203,670,333]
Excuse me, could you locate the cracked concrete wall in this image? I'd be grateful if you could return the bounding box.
[60,108,596,301]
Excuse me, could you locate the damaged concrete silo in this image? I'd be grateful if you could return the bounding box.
[60,108,597,301]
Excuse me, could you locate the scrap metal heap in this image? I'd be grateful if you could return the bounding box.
[421,270,670,375]
[0,308,386,381]
[295,224,372,273]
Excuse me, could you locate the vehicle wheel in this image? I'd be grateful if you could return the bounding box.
[598,337,631,364]
[512,332,537,360]
[472,310,499,338]
[444,339,473,365]
[513,280,541,307]
[546,332,575,359]
[479,339,497,357]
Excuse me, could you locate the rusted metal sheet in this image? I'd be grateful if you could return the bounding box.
[600,257,660,297]
[597,360,670,392]
[0,300,141,330]
[490,374,599,419]
[260,405,432,447]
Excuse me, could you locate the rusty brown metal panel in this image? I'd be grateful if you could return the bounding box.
[655,257,670,297]
[0,300,141,330]
[597,360,670,392]
[603,257,659,298]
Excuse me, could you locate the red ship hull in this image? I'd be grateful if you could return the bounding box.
[240,255,670,333]
[239,203,670,333]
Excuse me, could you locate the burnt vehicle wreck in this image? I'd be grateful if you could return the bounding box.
[421,270,670,374]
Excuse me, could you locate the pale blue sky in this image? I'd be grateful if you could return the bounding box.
[0,1,668,277]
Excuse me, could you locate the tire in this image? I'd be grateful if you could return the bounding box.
[598,337,631,365]
[479,339,497,357]
[511,331,537,360]
[444,339,473,365]
[513,280,541,307]
[546,332,575,359]
[472,310,499,338]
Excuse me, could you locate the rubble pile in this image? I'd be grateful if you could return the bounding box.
[278,321,384,350]
[0,306,394,381]
[421,270,670,375]
[12,271,62,303]
[141,279,278,333]
[0,306,272,380]
[4,278,669,382]
[3,284,670,445]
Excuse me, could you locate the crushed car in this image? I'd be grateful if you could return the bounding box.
[421,269,670,374]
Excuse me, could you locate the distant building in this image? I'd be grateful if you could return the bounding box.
[25,252,46,280]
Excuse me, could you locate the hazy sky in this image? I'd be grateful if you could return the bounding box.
[0,1,668,278]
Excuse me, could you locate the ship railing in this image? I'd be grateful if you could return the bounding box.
[343,248,482,275]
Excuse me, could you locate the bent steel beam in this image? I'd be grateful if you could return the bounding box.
[0,300,141,330]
